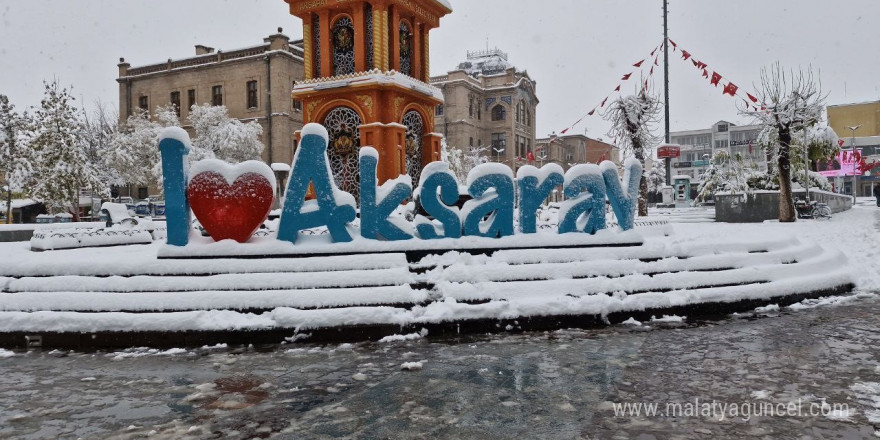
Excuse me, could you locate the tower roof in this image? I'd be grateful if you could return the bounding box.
[456,48,514,77]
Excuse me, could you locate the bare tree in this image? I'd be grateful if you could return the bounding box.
[746,63,826,222]
[604,91,662,216]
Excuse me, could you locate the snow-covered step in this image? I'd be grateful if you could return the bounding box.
[431,242,816,284]
[2,267,415,293]
[0,253,409,278]
[0,286,428,313]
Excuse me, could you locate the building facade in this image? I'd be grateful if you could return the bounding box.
[117,30,306,179]
[534,134,618,171]
[430,48,538,169]
[669,120,765,181]
[827,100,880,139]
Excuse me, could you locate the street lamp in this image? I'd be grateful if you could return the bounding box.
[846,124,861,200]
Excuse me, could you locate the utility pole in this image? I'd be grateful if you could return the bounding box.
[663,0,672,186]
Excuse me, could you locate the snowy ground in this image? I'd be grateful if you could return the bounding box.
[0,293,878,439]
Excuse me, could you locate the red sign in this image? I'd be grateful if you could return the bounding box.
[657,145,682,159]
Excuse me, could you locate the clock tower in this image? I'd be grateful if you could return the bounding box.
[284,0,452,199]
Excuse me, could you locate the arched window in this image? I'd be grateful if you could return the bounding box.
[491,104,506,121]
[322,106,362,199]
[515,102,522,123]
[332,17,355,76]
[403,110,425,185]
[399,21,413,76]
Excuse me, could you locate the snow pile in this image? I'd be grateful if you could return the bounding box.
[30,227,153,251]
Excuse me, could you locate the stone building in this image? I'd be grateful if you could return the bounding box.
[669,120,765,181]
[117,28,306,192]
[430,48,538,169]
[534,133,618,171]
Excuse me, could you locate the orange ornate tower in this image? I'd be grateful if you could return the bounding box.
[284,0,452,198]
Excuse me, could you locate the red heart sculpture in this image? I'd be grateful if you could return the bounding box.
[188,171,274,243]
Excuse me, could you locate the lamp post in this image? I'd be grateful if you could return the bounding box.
[846,124,861,200]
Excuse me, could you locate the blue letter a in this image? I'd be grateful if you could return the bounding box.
[277,124,357,243]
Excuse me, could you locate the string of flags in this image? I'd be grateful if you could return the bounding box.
[667,38,764,112]
[559,41,665,135]
[559,38,768,136]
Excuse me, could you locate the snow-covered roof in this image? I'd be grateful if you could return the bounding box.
[456,48,514,77]
[294,69,443,101]
[0,199,39,210]
[431,0,452,12]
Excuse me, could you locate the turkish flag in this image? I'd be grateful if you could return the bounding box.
[696,61,707,70]
[587,108,596,116]
[654,57,659,66]
[681,50,691,61]
[601,97,608,107]
[702,69,709,78]
[723,83,738,96]
[669,39,678,50]
[650,66,654,75]
[650,47,657,56]
[622,73,632,81]
[747,93,758,103]
[710,72,722,86]
[561,128,569,135]
[614,85,621,92]
[527,151,536,162]
[855,150,862,162]
[633,60,645,68]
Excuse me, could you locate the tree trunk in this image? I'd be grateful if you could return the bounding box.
[639,175,649,217]
[777,129,796,222]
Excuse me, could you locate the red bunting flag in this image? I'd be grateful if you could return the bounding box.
[723,82,738,96]
[587,109,596,116]
[560,128,569,135]
[601,97,608,107]
[702,69,709,78]
[669,39,678,50]
[710,72,722,86]
[614,85,621,92]
[650,66,654,75]
[681,50,691,61]
[696,61,707,70]
[650,47,657,56]
[747,93,758,103]
[838,139,845,148]
[633,60,645,68]
[654,57,659,66]
[622,73,632,81]
[692,59,699,67]
[527,151,536,162]
[644,79,649,90]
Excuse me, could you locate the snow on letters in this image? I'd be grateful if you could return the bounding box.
[160,123,640,246]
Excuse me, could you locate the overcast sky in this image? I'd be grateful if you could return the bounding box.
[1,0,878,141]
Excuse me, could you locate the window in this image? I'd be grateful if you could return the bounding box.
[477,106,481,120]
[491,133,506,152]
[468,96,474,118]
[212,85,223,106]
[247,80,258,109]
[292,99,302,112]
[170,91,181,117]
[187,89,196,110]
[137,187,148,200]
[715,140,729,150]
[717,123,729,133]
[138,96,148,112]
[435,104,444,116]
[478,139,482,147]
[491,104,506,121]
[469,137,473,147]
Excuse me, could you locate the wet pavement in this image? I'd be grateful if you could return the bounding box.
[1,293,879,440]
